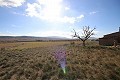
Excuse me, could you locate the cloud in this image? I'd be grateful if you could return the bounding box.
[12,11,25,16]
[26,0,62,21]
[25,3,41,17]
[77,15,84,19]
[89,11,98,15]
[60,16,76,24]
[93,30,99,34]
[0,32,20,36]
[0,0,26,7]
[25,0,84,24]
[65,7,70,10]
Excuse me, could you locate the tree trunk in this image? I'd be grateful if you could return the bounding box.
[82,40,85,46]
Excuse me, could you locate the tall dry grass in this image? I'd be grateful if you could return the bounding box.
[0,41,120,80]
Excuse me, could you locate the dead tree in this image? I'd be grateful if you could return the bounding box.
[73,26,96,46]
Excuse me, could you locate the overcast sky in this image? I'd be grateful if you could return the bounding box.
[0,0,120,38]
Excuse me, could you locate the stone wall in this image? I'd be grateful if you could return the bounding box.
[99,38,114,46]
[99,32,120,46]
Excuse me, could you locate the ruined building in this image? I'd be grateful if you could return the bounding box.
[99,27,120,46]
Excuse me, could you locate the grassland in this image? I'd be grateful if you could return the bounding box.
[0,41,120,80]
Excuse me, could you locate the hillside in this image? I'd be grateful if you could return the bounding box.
[0,36,69,42]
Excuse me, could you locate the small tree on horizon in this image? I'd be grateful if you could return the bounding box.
[73,26,96,46]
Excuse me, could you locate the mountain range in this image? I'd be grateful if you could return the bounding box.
[0,36,69,42]
[0,36,98,42]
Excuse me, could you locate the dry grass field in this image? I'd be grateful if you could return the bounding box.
[0,41,120,80]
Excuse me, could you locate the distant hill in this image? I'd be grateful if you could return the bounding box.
[0,36,98,42]
[80,36,97,39]
[0,36,69,42]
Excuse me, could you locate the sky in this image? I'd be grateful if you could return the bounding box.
[0,0,120,38]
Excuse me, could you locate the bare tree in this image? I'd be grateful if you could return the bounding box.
[73,26,96,46]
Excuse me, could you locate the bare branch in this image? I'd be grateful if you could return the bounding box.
[72,26,96,46]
